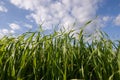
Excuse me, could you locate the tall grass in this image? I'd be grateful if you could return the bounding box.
[0,23,120,80]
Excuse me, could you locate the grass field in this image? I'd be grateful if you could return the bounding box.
[0,23,120,80]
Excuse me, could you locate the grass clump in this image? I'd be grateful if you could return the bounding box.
[0,23,120,80]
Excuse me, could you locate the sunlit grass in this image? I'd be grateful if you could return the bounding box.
[0,22,120,80]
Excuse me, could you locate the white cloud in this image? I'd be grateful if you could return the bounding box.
[0,1,8,12]
[10,0,102,31]
[98,16,113,28]
[0,33,4,38]
[0,5,7,12]
[102,16,112,22]
[9,23,20,30]
[1,29,9,34]
[10,30,15,34]
[0,29,15,38]
[114,14,120,26]
[24,23,32,29]
[0,29,15,34]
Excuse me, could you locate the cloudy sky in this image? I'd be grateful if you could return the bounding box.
[0,0,120,40]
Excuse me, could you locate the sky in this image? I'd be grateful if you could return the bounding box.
[0,0,120,40]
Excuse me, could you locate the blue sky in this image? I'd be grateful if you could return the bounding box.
[0,0,120,40]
